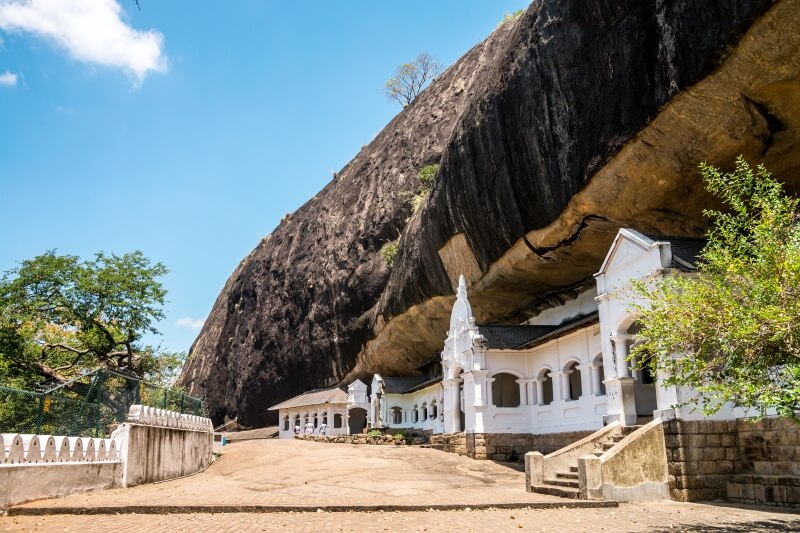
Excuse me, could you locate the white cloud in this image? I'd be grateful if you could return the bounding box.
[175,317,205,331]
[0,70,17,85]
[0,0,167,83]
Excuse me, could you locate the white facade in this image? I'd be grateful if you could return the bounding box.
[370,375,444,434]
[272,228,744,440]
[595,229,749,424]
[441,275,606,435]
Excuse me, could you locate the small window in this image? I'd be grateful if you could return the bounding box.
[390,406,403,425]
[283,415,290,431]
[492,373,520,407]
[430,400,438,419]
[540,370,553,405]
[412,406,419,423]
[566,361,582,401]
[334,413,343,428]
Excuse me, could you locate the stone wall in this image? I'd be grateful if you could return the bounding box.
[431,431,592,462]
[663,417,800,507]
[295,434,426,446]
[726,417,800,509]
[662,419,739,502]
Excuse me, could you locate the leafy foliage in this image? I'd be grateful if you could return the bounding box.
[384,52,443,106]
[0,250,185,388]
[497,9,525,28]
[411,164,440,214]
[380,240,400,268]
[632,157,800,420]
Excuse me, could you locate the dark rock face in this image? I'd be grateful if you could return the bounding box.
[180,0,800,427]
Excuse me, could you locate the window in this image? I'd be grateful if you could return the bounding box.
[420,403,427,422]
[390,406,403,425]
[430,399,438,419]
[492,373,520,407]
[412,406,419,423]
[333,413,343,429]
[540,370,553,405]
[565,361,582,401]
[283,415,290,431]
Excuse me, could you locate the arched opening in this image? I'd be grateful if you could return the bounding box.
[412,405,419,423]
[390,406,403,425]
[420,402,427,422]
[565,361,582,401]
[294,414,301,431]
[459,381,465,431]
[430,399,438,419]
[323,412,328,425]
[333,413,343,429]
[348,407,367,434]
[283,415,290,431]
[539,369,554,405]
[492,372,521,407]
[628,322,657,417]
[312,412,318,428]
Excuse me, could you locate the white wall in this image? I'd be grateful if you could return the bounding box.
[383,383,444,434]
[276,402,348,439]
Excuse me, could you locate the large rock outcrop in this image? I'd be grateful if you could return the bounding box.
[180,0,800,426]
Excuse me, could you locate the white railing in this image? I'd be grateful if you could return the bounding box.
[125,405,213,432]
[1,433,119,464]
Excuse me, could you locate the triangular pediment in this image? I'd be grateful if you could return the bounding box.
[596,229,655,276]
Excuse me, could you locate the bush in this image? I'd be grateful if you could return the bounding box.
[417,164,439,192]
[497,9,525,28]
[367,429,383,438]
[380,239,399,267]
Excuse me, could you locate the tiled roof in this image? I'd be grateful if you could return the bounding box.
[515,312,600,350]
[648,235,707,271]
[268,386,348,411]
[476,324,560,349]
[382,377,429,394]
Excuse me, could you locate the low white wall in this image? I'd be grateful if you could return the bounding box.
[0,461,121,509]
[0,405,213,509]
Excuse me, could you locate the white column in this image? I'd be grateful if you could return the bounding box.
[515,379,527,405]
[558,369,571,401]
[589,363,603,395]
[536,379,544,406]
[611,334,633,378]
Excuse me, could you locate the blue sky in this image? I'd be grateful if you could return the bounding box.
[0,0,529,353]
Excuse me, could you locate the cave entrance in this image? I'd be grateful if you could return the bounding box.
[348,407,367,435]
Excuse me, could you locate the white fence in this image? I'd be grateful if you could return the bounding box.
[1,433,119,464]
[126,405,213,432]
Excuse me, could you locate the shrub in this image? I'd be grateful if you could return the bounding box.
[417,164,439,192]
[380,239,399,267]
[367,429,383,438]
[497,9,525,28]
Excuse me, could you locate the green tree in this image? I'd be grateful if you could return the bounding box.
[0,250,183,388]
[384,52,443,106]
[632,157,800,420]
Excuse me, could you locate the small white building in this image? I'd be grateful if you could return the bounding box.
[270,386,348,439]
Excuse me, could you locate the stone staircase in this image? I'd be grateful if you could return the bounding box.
[531,426,640,499]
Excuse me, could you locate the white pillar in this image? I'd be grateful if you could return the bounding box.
[611,334,633,378]
[589,363,603,396]
[515,379,527,406]
[536,379,544,406]
[558,369,572,401]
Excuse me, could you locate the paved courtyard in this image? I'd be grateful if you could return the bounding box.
[2,439,798,531]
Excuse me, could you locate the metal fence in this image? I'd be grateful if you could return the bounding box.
[0,369,204,437]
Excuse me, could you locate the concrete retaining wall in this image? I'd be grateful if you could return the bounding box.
[0,461,121,509]
[580,419,669,502]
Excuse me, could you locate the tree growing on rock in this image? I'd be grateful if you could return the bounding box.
[0,250,184,388]
[384,52,443,106]
[632,157,800,420]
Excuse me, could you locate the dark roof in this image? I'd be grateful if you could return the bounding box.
[268,386,348,410]
[382,376,429,394]
[515,312,600,350]
[475,324,560,350]
[402,376,442,394]
[648,236,707,271]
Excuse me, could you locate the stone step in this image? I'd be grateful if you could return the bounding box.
[543,478,580,489]
[570,466,578,473]
[622,425,642,436]
[591,450,604,457]
[530,484,580,499]
[556,472,579,480]
[601,442,615,451]
[611,434,625,442]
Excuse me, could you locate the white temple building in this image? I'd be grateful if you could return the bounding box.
[271,228,744,443]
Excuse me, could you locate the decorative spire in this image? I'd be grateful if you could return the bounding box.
[457,274,468,299]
